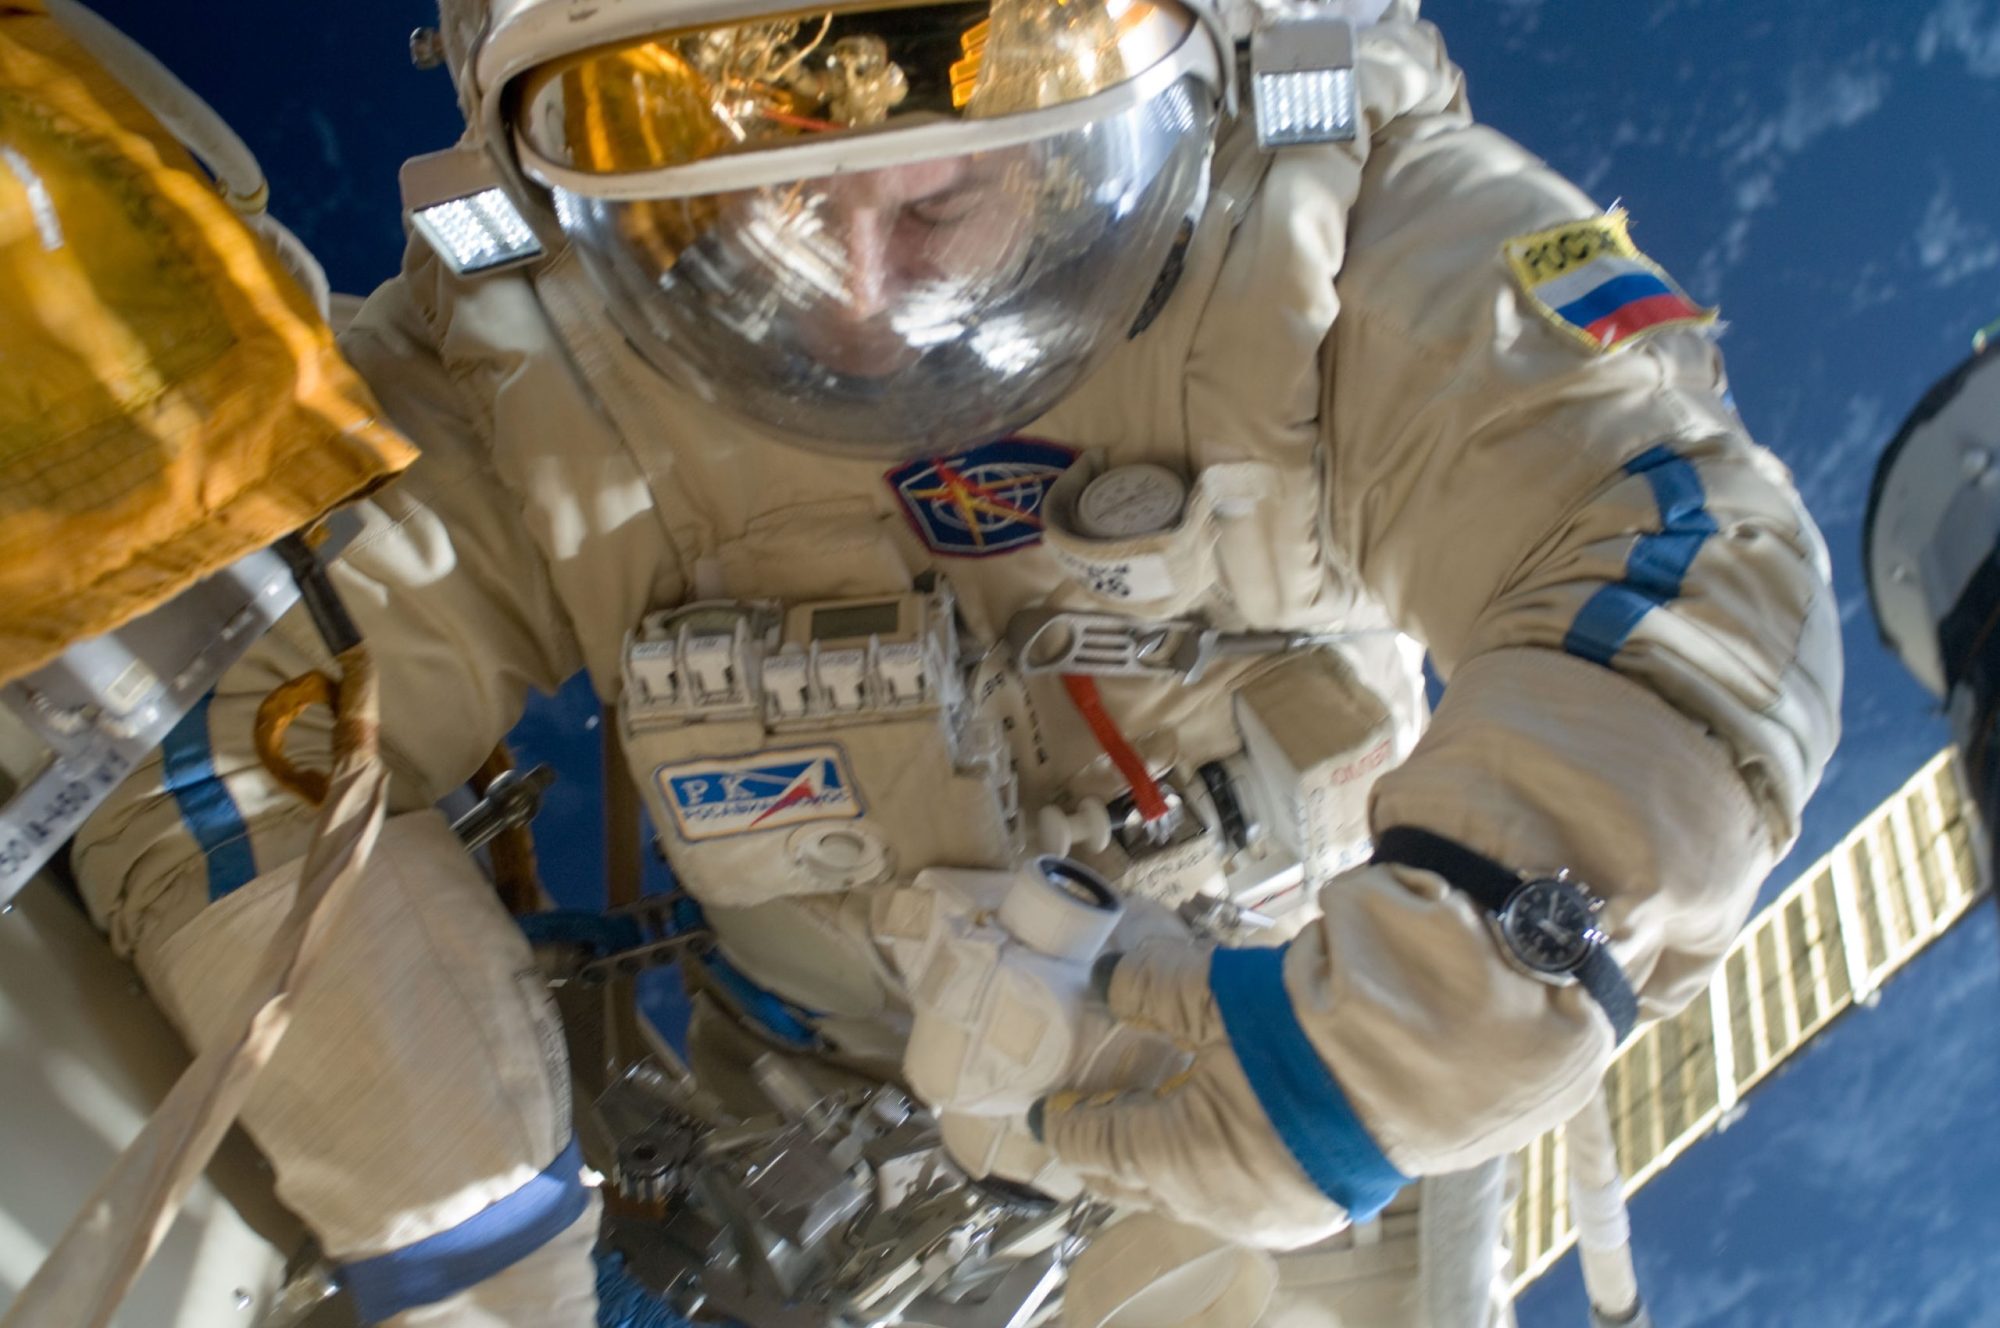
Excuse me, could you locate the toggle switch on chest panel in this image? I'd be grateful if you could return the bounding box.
[619,587,1017,908]
[1231,650,1395,887]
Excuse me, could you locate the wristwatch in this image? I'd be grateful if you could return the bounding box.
[1372,826,1638,1043]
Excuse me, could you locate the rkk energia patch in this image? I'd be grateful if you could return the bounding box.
[655,745,863,841]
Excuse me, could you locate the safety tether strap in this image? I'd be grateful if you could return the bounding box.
[665,897,821,1049]
[338,1136,590,1324]
[515,901,821,1050]
[1061,674,1172,824]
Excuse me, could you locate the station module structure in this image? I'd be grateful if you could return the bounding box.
[1867,337,2000,831]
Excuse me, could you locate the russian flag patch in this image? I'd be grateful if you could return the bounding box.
[1505,212,1714,354]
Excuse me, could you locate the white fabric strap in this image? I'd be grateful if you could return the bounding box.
[3,650,388,1328]
[44,0,269,212]
[1418,1161,1509,1328]
[1568,1173,1633,1254]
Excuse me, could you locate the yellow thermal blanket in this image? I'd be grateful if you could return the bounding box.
[0,1,415,684]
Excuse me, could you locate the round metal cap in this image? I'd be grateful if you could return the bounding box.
[1077,463,1189,539]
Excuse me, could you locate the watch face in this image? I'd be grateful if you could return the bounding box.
[1499,878,1599,974]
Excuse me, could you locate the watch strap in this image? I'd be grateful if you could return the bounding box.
[1371,826,1518,914]
[1578,944,1638,1043]
[1372,825,1638,1044]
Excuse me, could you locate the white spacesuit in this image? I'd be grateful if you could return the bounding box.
[72,0,1840,1322]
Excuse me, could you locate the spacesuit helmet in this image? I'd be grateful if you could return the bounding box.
[465,0,1224,459]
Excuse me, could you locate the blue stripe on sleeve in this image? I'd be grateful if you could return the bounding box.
[1552,271,1674,329]
[1563,445,1720,667]
[339,1136,591,1323]
[159,693,257,900]
[1209,947,1410,1222]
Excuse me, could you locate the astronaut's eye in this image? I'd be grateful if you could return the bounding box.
[906,185,983,227]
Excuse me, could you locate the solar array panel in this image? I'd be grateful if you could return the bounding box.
[1508,749,1989,1294]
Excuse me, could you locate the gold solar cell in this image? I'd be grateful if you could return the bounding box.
[1811,871,1852,1007]
[1510,751,1992,1300]
[1782,896,1819,1031]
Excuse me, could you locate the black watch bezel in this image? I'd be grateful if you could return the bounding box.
[1496,874,1609,977]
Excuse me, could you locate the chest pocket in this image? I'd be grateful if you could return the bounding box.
[709,496,918,603]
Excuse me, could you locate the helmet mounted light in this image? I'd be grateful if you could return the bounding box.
[1248,5,1357,148]
[400,146,548,277]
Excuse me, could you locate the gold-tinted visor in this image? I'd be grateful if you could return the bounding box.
[514,0,1196,176]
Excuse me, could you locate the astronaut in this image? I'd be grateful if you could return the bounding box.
[70,0,1839,1322]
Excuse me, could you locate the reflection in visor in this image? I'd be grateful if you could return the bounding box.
[517,0,1195,176]
[551,74,1213,458]
[724,154,1041,375]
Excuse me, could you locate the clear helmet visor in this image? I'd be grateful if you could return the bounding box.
[516,1,1218,458]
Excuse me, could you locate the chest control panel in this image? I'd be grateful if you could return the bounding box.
[623,586,961,729]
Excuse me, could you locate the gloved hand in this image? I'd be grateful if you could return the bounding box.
[1031,939,1399,1251]
[888,860,1193,1119]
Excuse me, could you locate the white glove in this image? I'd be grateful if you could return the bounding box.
[900,895,1099,1114]
[888,862,1202,1123]
[1033,940,1387,1251]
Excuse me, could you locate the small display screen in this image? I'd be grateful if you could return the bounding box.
[811,601,901,641]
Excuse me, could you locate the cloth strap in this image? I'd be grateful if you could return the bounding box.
[339,1136,590,1324]
[1561,445,1717,668]
[661,896,820,1049]
[160,691,257,900]
[1209,946,1409,1221]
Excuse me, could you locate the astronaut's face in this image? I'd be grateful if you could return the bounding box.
[544,71,1216,457]
[720,153,1040,378]
[514,0,1220,455]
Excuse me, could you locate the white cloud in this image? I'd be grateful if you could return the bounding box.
[1846,260,1901,315]
[1492,0,1545,33]
[1632,917,2000,1327]
[1661,1264,1765,1326]
[1696,59,1891,294]
[1695,215,1757,299]
[1732,173,1777,214]
[1913,1259,1995,1326]
[1918,0,2000,77]
[1726,65,1890,166]
[1913,179,2000,287]
[1741,935,1998,1190]
[1793,394,1886,528]
[1771,1035,1955,1192]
